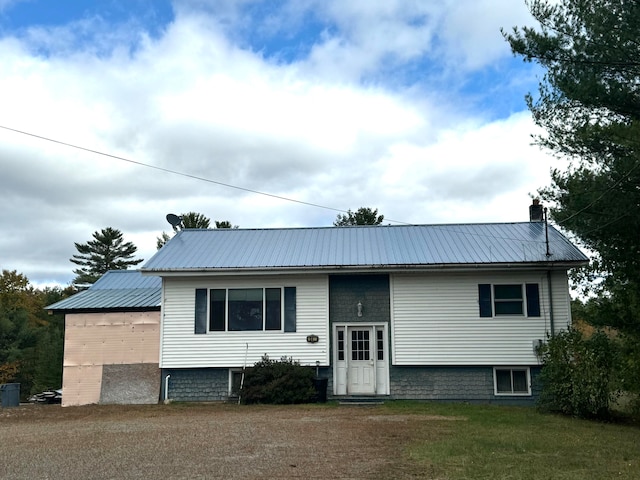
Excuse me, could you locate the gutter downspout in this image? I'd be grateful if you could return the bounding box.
[164,374,171,403]
[547,271,555,336]
[543,206,555,336]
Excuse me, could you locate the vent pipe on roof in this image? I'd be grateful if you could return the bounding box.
[529,199,544,222]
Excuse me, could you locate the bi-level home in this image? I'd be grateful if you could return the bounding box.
[141,202,587,404]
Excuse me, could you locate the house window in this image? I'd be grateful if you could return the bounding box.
[478,283,540,317]
[229,288,264,331]
[351,329,370,361]
[229,369,244,396]
[209,289,226,331]
[337,330,345,361]
[494,367,530,395]
[194,287,296,333]
[376,329,384,361]
[494,285,524,315]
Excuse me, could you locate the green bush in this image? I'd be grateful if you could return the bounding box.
[240,355,316,404]
[537,328,620,419]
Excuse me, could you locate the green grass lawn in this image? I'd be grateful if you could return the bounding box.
[381,402,640,479]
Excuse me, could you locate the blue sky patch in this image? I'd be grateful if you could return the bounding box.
[0,0,174,38]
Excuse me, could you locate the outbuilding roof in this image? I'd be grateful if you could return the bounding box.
[46,270,161,312]
[142,222,588,273]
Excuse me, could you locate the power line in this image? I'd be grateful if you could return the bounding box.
[0,124,411,224]
[6,123,621,241]
[553,160,640,227]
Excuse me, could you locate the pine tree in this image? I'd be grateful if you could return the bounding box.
[70,227,142,286]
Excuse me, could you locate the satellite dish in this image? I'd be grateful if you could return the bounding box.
[166,213,183,229]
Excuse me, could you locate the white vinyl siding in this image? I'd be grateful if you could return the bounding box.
[391,270,571,366]
[160,275,328,368]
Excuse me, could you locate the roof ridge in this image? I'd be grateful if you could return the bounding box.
[178,221,538,232]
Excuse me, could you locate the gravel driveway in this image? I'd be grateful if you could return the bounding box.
[0,403,434,479]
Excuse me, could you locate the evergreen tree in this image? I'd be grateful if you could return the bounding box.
[504,0,640,409]
[157,212,237,249]
[71,227,142,286]
[504,0,640,323]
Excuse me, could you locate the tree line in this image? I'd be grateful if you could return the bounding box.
[504,0,640,418]
[0,270,72,397]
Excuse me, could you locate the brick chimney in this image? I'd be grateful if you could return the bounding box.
[529,199,544,222]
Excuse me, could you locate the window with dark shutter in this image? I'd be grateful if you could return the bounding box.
[478,284,492,317]
[195,286,296,332]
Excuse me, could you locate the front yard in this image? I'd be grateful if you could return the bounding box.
[1,401,639,479]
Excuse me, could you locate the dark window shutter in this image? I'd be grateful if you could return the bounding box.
[195,289,207,334]
[479,284,492,317]
[284,287,296,332]
[526,284,541,317]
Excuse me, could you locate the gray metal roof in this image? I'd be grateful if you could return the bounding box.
[46,270,161,311]
[142,222,588,273]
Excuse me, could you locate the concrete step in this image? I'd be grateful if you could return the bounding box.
[337,396,386,405]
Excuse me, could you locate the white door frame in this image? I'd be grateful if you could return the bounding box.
[333,322,389,396]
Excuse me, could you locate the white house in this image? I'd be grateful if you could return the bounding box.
[142,205,588,404]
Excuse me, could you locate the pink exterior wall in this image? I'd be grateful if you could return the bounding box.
[62,311,160,407]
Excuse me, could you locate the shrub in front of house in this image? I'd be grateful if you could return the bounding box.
[240,355,316,404]
[537,327,620,419]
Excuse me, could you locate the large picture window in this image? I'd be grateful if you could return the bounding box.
[478,283,540,317]
[195,287,296,333]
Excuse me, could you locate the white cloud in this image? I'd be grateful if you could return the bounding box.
[0,1,552,286]
[439,0,534,70]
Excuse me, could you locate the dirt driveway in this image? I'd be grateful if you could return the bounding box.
[0,403,441,479]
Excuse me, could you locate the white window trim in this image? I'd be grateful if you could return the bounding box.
[208,286,287,333]
[493,367,531,396]
[228,368,244,396]
[332,322,390,396]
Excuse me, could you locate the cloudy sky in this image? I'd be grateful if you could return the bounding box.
[0,0,559,287]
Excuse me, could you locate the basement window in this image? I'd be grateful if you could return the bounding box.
[494,367,530,395]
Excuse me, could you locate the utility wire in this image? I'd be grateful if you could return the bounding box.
[6,124,624,242]
[0,124,412,225]
[553,160,640,227]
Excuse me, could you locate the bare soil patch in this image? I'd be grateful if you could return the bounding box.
[0,403,451,479]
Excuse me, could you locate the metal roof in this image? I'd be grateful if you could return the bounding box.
[142,222,588,273]
[46,270,161,312]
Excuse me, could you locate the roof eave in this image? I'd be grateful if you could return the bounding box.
[141,260,589,276]
[47,306,161,314]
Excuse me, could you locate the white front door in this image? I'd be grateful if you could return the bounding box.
[347,327,375,395]
[334,324,389,396]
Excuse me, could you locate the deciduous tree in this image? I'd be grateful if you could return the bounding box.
[333,207,384,226]
[0,270,69,396]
